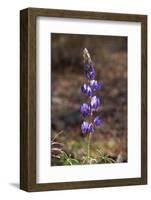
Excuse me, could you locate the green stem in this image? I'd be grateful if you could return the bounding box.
[87,133,91,161]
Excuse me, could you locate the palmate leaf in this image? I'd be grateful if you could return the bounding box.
[97,149,115,163]
[60,151,79,165]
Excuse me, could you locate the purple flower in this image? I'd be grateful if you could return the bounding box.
[81,49,103,136]
[89,62,94,71]
[85,70,95,80]
[94,116,102,126]
[90,96,100,110]
[81,122,94,134]
[81,84,92,97]
[81,121,89,134]
[90,80,101,91]
[80,103,90,117]
[84,63,95,80]
[88,123,94,133]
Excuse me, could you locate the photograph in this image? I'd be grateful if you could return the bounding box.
[51,33,127,166]
[20,7,147,191]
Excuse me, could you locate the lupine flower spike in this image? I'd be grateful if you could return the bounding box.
[80,48,102,163]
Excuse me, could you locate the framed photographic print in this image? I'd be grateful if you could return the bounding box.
[20,8,147,191]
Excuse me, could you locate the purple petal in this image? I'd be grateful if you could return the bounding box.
[94,116,102,126]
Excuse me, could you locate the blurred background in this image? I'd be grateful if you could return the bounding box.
[51,33,127,165]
